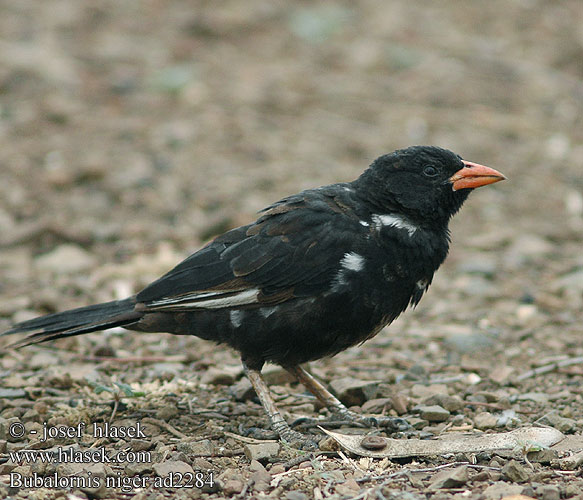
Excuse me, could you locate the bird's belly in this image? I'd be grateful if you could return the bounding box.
[132,280,415,367]
[231,291,401,366]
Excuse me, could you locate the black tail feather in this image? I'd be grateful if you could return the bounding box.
[2,298,142,348]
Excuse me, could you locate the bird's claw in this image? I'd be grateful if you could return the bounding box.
[243,425,318,450]
[290,414,410,433]
[279,428,319,450]
[242,426,278,440]
[353,415,410,432]
[330,410,410,433]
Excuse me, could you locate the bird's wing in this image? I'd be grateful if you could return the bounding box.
[136,188,363,311]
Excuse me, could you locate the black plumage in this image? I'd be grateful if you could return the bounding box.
[2,145,505,445]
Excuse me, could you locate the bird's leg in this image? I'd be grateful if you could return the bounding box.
[242,362,317,448]
[286,365,350,417]
[287,364,408,431]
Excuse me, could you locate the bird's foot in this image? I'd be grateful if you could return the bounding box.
[242,426,278,440]
[346,414,410,432]
[242,425,318,450]
[278,428,319,451]
[291,416,364,430]
[291,414,409,433]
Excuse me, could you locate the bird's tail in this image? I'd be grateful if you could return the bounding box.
[1,298,142,348]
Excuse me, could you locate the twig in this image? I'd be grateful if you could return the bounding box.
[142,417,187,439]
[223,431,278,445]
[109,398,120,424]
[514,356,583,382]
[237,479,254,499]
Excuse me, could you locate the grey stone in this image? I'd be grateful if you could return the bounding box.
[153,460,194,477]
[262,365,296,385]
[125,461,153,476]
[230,377,255,401]
[250,463,271,492]
[526,448,556,464]
[482,481,523,500]
[129,439,153,452]
[517,392,549,404]
[361,397,393,414]
[414,405,450,422]
[562,484,582,498]
[473,391,499,403]
[200,366,240,385]
[540,484,560,500]
[407,417,429,430]
[474,411,498,430]
[422,394,463,413]
[318,436,340,452]
[156,405,178,421]
[428,465,469,489]
[176,439,214,456]
[244,442,280,462]
[540,413,577,433]
[0,417,22,442]
[0,389,26,399]
[410,384,448,399]
[329,377,380,406]
[223,479,244,495]
[389,392,410,415]
[249,459,268,473]
[502,459,531,483]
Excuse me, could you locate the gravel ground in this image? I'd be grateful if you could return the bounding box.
[1,1,582,499]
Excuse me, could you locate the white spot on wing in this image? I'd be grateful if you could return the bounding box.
[372,214,418,236]
[230,310,243,328]
[340,252,364,272]
[331,253,364,292]
[359,220,370,227]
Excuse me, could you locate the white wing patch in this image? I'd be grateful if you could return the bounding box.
[372,214,418,236]
[331,252,365,292]
[148,288,260,310]
[230,310,244,328]
[340,252,365,272]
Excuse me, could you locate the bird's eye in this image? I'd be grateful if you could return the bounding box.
[423,165,438,177]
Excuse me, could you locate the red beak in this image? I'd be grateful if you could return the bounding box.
[449,160,506,191]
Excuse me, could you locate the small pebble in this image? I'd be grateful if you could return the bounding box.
[415,405,450,422]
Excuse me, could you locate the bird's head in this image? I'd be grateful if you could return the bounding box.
[356,145,506,225]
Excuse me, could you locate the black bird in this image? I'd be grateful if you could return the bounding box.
[2,146,505,445]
